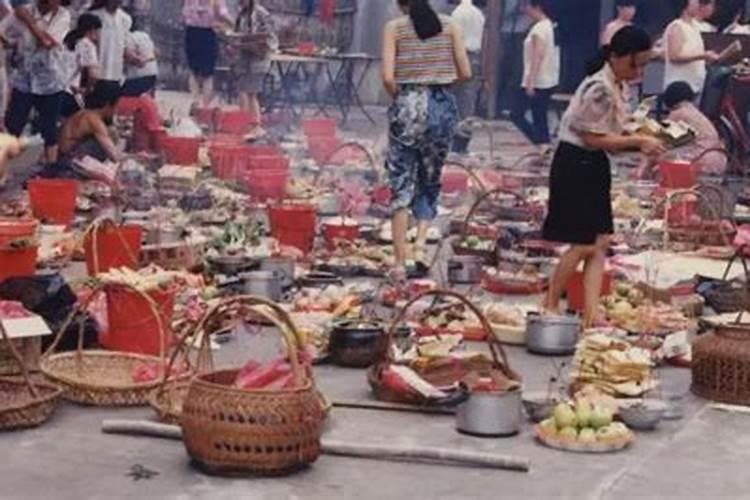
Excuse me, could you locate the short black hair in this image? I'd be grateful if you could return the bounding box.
[663,81,696,109]
[85,82,121,110]
[615,0,637,7]
[672,0,689,13]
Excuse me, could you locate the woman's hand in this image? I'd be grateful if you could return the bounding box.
[638,135,667,158]
[524,82,536,97]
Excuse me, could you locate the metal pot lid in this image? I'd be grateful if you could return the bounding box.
[333,319,385,331]
[527,312,581,326]
[239,270,277,280]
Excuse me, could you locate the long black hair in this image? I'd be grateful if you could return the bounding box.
[64,13,102,51]
[587,24,652,75]
[398,0,443,40]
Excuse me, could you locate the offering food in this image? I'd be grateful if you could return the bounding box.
[535,401,634,453]
[600,282,690,334]
[293,284,370,315]
[411,303,485,340]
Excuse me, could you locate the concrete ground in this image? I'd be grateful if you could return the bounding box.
[2,94,750,499]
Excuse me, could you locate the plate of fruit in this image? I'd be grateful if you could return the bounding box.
[534,401,634,453]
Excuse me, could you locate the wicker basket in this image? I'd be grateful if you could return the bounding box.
[139,239,208,271]
[692,315,750,405]
[180,296,325,476]
[368,290,521,407]
[40,284,174,406]
[0,323,62,431]
[703,248,749,313]
[661,189,734,250]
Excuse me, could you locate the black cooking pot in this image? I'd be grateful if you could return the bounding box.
[329,320,387,368]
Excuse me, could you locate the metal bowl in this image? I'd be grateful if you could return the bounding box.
[522,391,561,422]
[618,399,668,430]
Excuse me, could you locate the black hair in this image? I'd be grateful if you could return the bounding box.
[529,0,551,15]
[587,25,652,75]
[672,0,689,14]
[709,0,744,32]
[85,82,121,110]
[663,81,696,109]
[615,0,637,7]
[397,0,443,40]
[64,13,102,51]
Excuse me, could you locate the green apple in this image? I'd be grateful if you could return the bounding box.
[553,403,578,429]
[579,428,597,443]
[575,400,592,428]
[559,426,578,440]
[590,404,614,429]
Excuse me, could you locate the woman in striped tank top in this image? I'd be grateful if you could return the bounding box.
[383,0,472,283]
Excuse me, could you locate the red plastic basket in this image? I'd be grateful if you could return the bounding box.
[216,110,259,135]
[659,160,697,189]
[268,204,317,252]
[194,106,219,128]
[160,136,201,166]
[83,224,143,275]
[565,270,614,312]
[102,285,175,356]
[0,218,38,247]
[249,155,290,171]
[27,179,79,227]
[308,136,341,164]
[303,118,336,137]
[442,168,470,194]
[0,245,37,282]
[209,144,252,180]
[246,169,289,201]
[323,223,360,249]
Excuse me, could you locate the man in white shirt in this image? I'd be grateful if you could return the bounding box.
[90,0,132,101]
[450,0,485,153]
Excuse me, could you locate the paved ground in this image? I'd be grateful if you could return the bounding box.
[2,93,750,499]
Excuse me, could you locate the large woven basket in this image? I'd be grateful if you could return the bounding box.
[702,248,749,314]
[692,316,750,405]
[0,323,62,431]
[368,289,521,407]
[40,284,174,406]
[180,296,325,476]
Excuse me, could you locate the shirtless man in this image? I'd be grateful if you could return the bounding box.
[59,84,123,162]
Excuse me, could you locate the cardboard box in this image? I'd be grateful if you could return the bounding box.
[0,316,52,375]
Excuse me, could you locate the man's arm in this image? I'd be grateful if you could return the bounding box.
[10,1,55,48]
[92,117,123,162]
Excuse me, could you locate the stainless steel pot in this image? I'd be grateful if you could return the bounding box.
[318,193,339,215]
[455,388,522,437]
[239,270,283,302]
[525,313,581,355]
[260,257,295,289]
[447,256,483,284]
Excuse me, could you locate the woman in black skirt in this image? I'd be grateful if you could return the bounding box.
[543,26,666,326]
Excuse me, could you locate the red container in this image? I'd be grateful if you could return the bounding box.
[206,133,243,147]
[323,222,360,249]
[217,110,259,135]
[565,270,614,313]
[372,185,391,205]
[666,200,698,224]
[83,224,143,275]
[269,204,317,252]
[308,136,341,164]
[442,168,470,194]
[194,106,219,128]
[0,245,37,282]
[160,136,201,165]
[103,285,175,356]
[115,96,142,117]
[247,144,282,157]
[246,169,289,202]
[0,218,38,247]
[298,41,317,56]
[27,179,79,227]
[209,144,251,180]
[659,160,697,189]
[303,117,336,137]
[250,155,290,171]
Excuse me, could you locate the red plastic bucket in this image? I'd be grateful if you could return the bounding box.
[160,136,201,165]
[667,200,698,224]
[0,218,38,247]
[565,270,614,313]
[298,41,317,56]
[308,136,341,164]
[246,169,289,201]
[28,179,79,226]
[249,155,290,171]
[0,245,37,283]
[209,144,251,180]
[442,168,470,194]
[659,160,697,189]
[103,285,175,356]
[268,204,317,252]
[193,106,219,128]
[247,144,282,157]
[323,222,360,249]
[83,224,143,275]
[217,110,259,135]
[303,118,336,137]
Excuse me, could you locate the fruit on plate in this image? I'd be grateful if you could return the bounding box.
[559,426,578,440]
[553,402,578,429]
[579,427,597,444]
[590,403,614,429]
[539,401,631,448]
[575,399,592,428]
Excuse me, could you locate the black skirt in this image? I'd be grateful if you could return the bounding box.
[542,141,613,245]
[185,26,218,77]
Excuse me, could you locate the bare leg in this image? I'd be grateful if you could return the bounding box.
[582,236,610,327]
[188,73,201,106]
[44,145,58,165]
[238,92,250,113]
[544,245,591,313]
[392,208,409,268]
[414,219,430,263]
[203,77,214,107]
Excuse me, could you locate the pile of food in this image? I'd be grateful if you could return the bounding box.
[600,282,690,334]
[293,284,369,315]
[536,400,633,451]
[410,303,484,340]
[570,333,656,397]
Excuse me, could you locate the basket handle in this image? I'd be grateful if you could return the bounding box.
[662,189,733,249]
[313,141,379,189]
[42,282,170,363]
[442,159,487,194]
[382,289,516,377]
[168,295,310,389]
[721,245,750,282]
[0,321,38,398]
[79,217,141,275]
[461,187,531,240]
[690,147,729,168]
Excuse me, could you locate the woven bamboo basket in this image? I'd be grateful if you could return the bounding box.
[180,296,325,476]
[40,283,175,406]
[368,289,521,407]
[0,323,62,431]
[702,247,749,314]
[692,312,750,405]
[660,189,734,250]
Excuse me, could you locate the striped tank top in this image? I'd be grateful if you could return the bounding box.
[394,15,457,85]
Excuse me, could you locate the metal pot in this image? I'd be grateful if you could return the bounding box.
[456,388,522,437]
[447,256,483,284]
[298,271,343,288]
[260,257,295,289]
[318,192,339,215]
[239,270,284,302]
[525,313,581,356]
[328,320,387,368]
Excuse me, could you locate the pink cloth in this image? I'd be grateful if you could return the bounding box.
[668,103,727,176]
[182,0,229,28]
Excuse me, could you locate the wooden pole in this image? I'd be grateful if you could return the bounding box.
[484,0,503,119]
